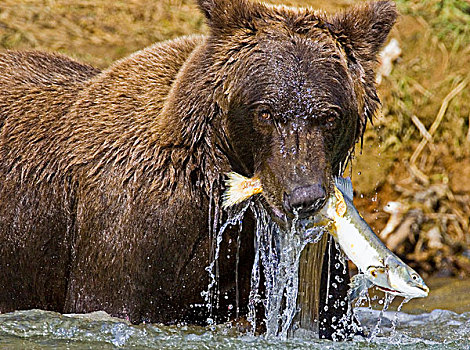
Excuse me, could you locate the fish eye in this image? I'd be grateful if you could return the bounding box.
[411,274,418,281]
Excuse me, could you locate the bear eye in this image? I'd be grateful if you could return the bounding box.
[258,109,272,122]
[324,110,340,127]
[325,114,336,127]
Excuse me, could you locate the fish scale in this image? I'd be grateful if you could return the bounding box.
[320,177,429,300]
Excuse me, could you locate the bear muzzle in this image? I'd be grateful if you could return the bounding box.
[282,183,327,219]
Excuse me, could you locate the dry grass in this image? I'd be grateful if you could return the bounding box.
[1,0,469,276]
[352,0,470,277]
[0,0,206,67]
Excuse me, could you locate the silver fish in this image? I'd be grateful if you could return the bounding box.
[320,177,429,300]
[221,172,429,300]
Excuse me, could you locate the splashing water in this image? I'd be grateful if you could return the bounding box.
[257,206,304,338]
[323,241,365,340]
[206,198,326,338]
[368,292,395,341]
[248,203,326,338]
[391,297,411,337]
[235,223,242,319]
[2,307,470,349]
[201,201,251,324]
[203,195,412,340]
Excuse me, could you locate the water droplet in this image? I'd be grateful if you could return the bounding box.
[204,201,250,320]
[369,293,395,340]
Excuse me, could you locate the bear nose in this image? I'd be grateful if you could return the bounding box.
[283,184,327,218]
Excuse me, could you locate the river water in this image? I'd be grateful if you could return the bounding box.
[3,200,468,349]
[1,306,469,349]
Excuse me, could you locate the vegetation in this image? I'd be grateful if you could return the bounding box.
[353,0,470,277]
[1,0,469,276]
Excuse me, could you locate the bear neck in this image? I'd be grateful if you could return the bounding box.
[150,40,231,198]
[156,42,213,145]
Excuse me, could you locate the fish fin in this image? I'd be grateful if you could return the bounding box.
[348,274,373,301]
[335,177,354,202]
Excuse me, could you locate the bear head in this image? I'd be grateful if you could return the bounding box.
[198,0,397,223]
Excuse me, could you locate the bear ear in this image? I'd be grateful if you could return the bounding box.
[197,0,225,22]
[330,1,398,63]
[197,0,261,33]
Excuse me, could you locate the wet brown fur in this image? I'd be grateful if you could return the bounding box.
[0,0,396,328]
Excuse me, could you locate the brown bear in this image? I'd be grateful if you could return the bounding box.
[0,0,396,339]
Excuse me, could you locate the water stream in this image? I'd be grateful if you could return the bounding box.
[368,292,395,340]
[203,200,326,338]
[201,201,251,325]
[1,199,468,348]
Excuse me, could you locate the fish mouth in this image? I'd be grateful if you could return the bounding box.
[415,284,430,295]
[379,284,429,298]
[417,284,429,292]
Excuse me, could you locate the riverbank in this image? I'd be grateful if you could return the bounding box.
[398,276,470,313]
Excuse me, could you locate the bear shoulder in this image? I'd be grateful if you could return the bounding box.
[72,34,205,121]
[50,34,209,189]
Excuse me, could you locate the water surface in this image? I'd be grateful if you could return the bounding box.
[1,307,469,349]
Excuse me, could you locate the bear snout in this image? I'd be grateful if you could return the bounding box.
[282,183,327,218]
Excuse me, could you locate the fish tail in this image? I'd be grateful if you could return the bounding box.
[222,172,262,208]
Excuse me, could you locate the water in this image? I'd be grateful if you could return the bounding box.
[6,188,463,348]
[368,293,395,340]
[249,203,298,337]
[391,298,411,336]
[201,201,250,324]
[0,308,469,349]
[246,203,326,338]
[203,200,326,338]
